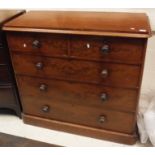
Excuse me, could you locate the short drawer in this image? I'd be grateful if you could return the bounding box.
[7,32,68,57]
[70,36,144,64]
[17,76,138,112]
[0,65,11,84]
[0,85,17,107]
[13,54,141,88]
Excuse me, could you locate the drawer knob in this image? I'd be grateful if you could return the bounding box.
[99,115,106,124]
[32,40,41,48]
[42,105,50,113]
[101,69,108,78]
[39,84,47,91]
[101,45,110,54]
[101,93,108,101]
[36,62,43,70]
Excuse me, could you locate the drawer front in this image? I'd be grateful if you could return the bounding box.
[0,85,16,107]
[0,46,6,64]
[17,76,138,112]
[17,76,135,133]
[70,36,144,64]
[7,32,68,57]
[13,54,141,88]
[0,66,11,84]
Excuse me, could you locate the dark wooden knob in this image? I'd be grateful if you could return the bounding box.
[36,62,43,70]
[101,93,108,101]
[39,84,47,91]
[32,40,41,48]
[99,115,106,124]
[101,45,110,54]
[101,69,108,78]
[42,105,50,112]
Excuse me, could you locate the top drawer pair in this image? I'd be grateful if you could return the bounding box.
[7,32,144,65]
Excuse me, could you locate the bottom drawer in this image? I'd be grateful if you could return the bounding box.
[18,76,136,134]
[0,85,17,107]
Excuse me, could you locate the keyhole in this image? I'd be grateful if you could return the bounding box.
[86,43,90,49]
[23,43,27,48]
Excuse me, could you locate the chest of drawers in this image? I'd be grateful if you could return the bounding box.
[0,10,25,117]
[3,11,151,144]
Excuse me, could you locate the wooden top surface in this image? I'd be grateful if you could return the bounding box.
[0,10,25,26]
[3,11,152,38]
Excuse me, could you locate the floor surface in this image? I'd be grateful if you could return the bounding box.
[0,132,58,147]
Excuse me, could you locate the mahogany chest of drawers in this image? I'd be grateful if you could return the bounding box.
[3,11,151,144]
[0,10,25,117]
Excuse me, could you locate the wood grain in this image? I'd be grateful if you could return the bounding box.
[7,32,68,57]
[4,11,151,144]
[7,32,145,65]
[17,76,138,113]
[12,54,141,88]
[3,11,151,38]
[23,114,138,145]
[0,10,25,26]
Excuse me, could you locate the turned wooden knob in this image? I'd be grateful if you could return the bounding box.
[101,93,108,102]
[39,84,47,91]
[32,40,41,48]
[36,62,44,70]
[101,45,110,54]
[42,105,50,113]
[99,115,106,124]
[101,69,108,78]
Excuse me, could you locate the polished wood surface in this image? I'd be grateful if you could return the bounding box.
[24,114,137,145]
[0,10,25,26]
[16,76,136,133]
[4,11,151,38]
[5,11,151,144]
[23,101,135,133]
[17,76,138,112]
[7,32,145,65]
[12,54,141,88]
[70,35,145,64]
[7,32,68,57]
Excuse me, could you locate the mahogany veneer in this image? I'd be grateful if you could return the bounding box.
[3,11,151,144]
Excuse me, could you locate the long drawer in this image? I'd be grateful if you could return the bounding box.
[12,54,141,88]
[7,32,144,64]
[17,76,135,134]
[17,76,138,112]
